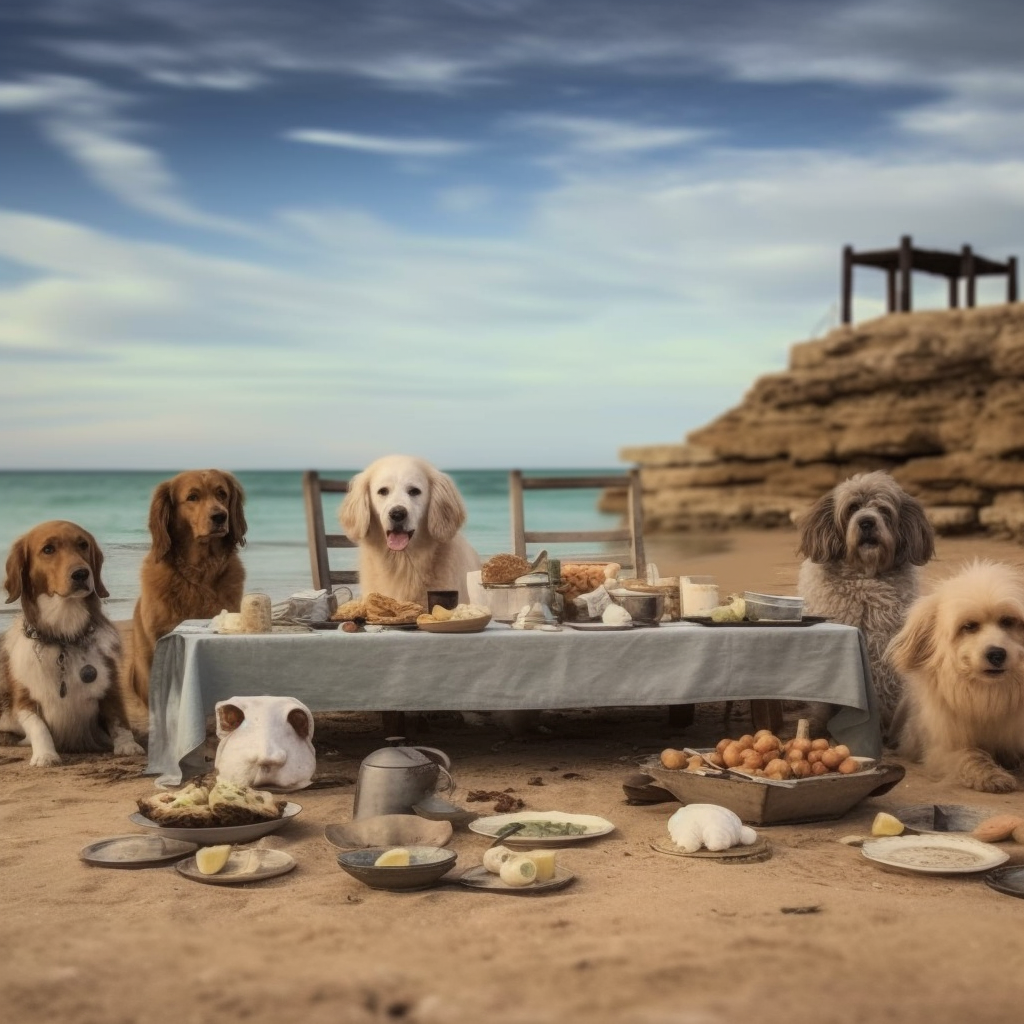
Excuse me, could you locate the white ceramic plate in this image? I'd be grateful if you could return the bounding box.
[458,864,575,893]
[129,802,302,844]
[861,835,1009,874]
[469,811,615,846]
[563,622,634,631]
[80,834,198,868]
[175,848,296,886]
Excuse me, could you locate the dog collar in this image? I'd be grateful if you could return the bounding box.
[23,622,97,699]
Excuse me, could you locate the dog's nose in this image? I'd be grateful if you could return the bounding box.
[211,511,228,525]
[858,516,877,535]
[986,646,1007,668]
[70,568,90,584]
[389,506,407,523]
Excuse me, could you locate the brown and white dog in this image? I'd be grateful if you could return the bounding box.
[797,470,935,744]
[1,521,143,766]
[889,560,1024,792]
[128,469,247,706]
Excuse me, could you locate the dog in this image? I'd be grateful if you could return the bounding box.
[888,560,1024,793]
[1,521,144,766]
[797,470,935,744]
[339,454,480,607]
[128,469,247,706]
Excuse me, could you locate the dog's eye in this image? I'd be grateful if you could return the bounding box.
[960,621,980,634]
[848,502,861,514]
[41,544,55,555]
[77,540,89,551]
[186,492,200,502]
[408,487,421,497]
[377,487,389,497]
[216,488,227,500]
[999,616,1021,631]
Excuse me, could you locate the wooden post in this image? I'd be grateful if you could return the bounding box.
[886,268,897,313]
[948,275,959,309]
[841,245,853,323]
[899,234,913,312]
[509,469,526,558]
[1009,256,1018,303]
[962,245,976,308]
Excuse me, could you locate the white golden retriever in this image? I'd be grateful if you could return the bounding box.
[888,560,1024,793]
[797,471,935,744]
[340,455,480,606]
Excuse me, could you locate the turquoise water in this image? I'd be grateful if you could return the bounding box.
[0,470,623,622]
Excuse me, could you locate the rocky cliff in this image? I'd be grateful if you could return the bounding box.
[616,303,1024,539]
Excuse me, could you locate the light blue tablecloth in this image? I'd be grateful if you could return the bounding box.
[147,620,881,785]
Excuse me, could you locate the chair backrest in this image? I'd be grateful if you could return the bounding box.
[508,469,646,576]
[302,470,359,593]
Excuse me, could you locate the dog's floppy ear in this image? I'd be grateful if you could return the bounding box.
[895,492,935,567]
[83,527,109,599]
[224,472,248,550]
[148,480,176,562]
[3,535,28,604]
[339,471,372,541]
[797,492,844,564]
[287,706,313,741]
[426,468,467,543]
[216,702,245,739]
[887,592,939,674]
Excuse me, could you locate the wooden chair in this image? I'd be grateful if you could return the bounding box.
[302,471,358,594]
[508,469,646,575]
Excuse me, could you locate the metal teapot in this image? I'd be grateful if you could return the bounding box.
[352,737,455,819]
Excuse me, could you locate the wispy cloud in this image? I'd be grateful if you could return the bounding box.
[284,128,472,158]
[511,114,711,155]
[0,75,255,235]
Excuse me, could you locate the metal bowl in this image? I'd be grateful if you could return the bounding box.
[336,845,457,891]
[609,589,665,624]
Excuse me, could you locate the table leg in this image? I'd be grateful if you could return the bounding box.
[750,700,783,734]
[668,703,695,729]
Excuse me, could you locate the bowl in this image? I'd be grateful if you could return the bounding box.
[466,570,553,623]
[336,845,458,891]
[743,592,804,622]
[609,589,665,625]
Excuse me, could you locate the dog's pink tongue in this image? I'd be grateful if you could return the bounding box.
[387,531,411,551]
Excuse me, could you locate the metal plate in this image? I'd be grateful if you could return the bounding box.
[861,835,1009,874]
[469,811,614,846]
[80,834,198,868]
[458,864,575,894]
[175,848,296,885]
[650,835,773,863]
[129,802,301,844]
[681,616,827,627]
[985,865,1024,899]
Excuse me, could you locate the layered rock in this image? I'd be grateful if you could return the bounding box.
[614,303,1024,539]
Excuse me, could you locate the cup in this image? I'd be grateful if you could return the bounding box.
[426,590,460,612]
[239,592,273,633]
[681,576,719,617]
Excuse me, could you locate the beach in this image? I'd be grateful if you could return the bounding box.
[4,527,1024,1024]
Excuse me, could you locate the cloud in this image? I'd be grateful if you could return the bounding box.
[0,74,256,235]
[510,114,710,155]
[284,129,472,158]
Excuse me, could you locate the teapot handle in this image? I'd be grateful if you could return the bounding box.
[412,746,452,771]
[435,764,456,798]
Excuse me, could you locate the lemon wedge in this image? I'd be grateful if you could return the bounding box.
[195,844,232,875]
[374,847,411,867]
[871,812,905,837]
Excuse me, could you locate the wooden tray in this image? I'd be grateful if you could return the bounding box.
[645,763,905,825]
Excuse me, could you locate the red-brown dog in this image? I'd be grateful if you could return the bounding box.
[1,521,143,766]
[128,470,247,706]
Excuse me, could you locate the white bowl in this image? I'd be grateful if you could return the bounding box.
[743,592,804,622]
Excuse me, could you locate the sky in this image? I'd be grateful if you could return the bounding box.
[2,0,1023,470]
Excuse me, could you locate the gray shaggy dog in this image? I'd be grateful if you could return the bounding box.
[797,471,935,745]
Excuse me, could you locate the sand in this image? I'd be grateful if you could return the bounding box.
[4,527,1024,1024]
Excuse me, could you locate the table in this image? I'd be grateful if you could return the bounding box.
[146,620,881,786]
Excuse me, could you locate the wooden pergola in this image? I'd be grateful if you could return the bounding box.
[841,235,1018,323]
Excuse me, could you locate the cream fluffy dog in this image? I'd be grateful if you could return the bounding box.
[797,471,935,744]
[889,560,1024,793]
[340,455,480,607]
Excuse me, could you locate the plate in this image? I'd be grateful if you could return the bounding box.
[458,864,575,893]
[861,835,1010,874]
[469,811,615,846]
[129,802,302,844]
[985,865,1024,899]
[175,848,296,886]
[417,614,492,634]
[682,616,827,627]
[565,618,634,626]
[80,834,198,868]
[650,835,773,863]
[892,804,993,835]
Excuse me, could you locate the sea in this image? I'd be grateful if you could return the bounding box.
[0,469,625,625]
